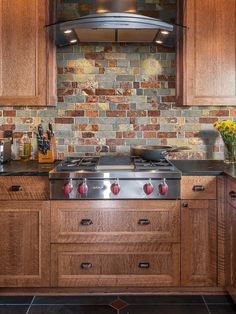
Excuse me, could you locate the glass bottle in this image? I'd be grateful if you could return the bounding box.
[19,133,31,161]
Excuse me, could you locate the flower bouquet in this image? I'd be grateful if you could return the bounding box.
[214,120,236,163]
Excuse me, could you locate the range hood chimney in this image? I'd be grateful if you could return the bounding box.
[47,0,174,46]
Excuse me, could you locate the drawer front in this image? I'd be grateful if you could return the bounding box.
[51,200,180,243]
[0,176,49,200]
[51,243,180,287]
[181,176,216,200]
[227,177,236,207]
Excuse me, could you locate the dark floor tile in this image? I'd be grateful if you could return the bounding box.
[0,296,33,305]
[203,295,234,304]
[29,305,117,314]
[33,295,117,305]
[0,305,28,314]
[121,295,204,304]
[208,304,236,313]
[110,299,128,310]
[120,305,208,314]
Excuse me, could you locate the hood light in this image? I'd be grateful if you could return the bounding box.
[156,40,163,44]
[70,39,77,43]
[160,30,169,35]
[64,29,72,34]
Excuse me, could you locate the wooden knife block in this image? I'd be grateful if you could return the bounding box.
[38,137,56,163]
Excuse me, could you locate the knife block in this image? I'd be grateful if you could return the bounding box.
[38,137,56,163]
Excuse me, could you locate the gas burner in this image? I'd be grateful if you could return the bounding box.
[58,157,99,171]
[133,157,174,171]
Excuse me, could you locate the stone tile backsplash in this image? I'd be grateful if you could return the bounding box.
[0,43,234,160]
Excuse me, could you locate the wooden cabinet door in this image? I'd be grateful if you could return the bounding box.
[181,0,236,106]
[226,204,236,302]
[181,200,217,286]
[0,0,56,106]
[0,201,50,287]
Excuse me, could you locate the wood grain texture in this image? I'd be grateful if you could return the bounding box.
[217,176,225,287]
[181,200,217,286]
[0,176,49,200]
[181,176,216,200]
[0,0,56,106]
[226,177,236,208]
[51,200,180,243]
[51,243,180,287]
[183,0,236,105]
[0,201,50,287]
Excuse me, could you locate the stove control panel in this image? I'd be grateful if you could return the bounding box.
[51,177,179,200]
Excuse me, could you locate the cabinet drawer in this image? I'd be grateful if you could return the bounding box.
[51,200,180,243]
[0,176,49,200]
[181,176,216,199]
[51,243,180,287]
[227,177,236,208]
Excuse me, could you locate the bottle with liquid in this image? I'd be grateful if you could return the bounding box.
[19,133,31,161]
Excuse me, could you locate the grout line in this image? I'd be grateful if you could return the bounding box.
[25,296,35,314]
[202,296,211,314]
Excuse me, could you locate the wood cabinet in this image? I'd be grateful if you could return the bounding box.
[180,0,236,106]
[226,178,236,302]
[0,176,50,287]
[51,243,180,288]
[51,200,181,288]
[0,0,56,106]
[181,176,217,286]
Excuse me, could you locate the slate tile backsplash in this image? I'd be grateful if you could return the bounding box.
[0,43,233,160]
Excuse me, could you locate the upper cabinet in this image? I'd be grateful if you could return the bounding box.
[179,0,236,106]
[0,0,57,106]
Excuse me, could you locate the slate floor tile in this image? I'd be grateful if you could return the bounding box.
[0,296,33,305]
[29,305,117,314]
[208,304,236,313]
[121,295,204,304]
[0,305,29,314]
[33,295,117,305]
[203,295,234,304]
[120,304,209,314]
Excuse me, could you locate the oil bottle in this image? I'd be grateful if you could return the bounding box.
[19,133,31,161]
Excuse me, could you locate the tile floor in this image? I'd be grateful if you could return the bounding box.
[0,295,235,314]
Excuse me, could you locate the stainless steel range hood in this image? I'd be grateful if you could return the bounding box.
[47,0,175,46]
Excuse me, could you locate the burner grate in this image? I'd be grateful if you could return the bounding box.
[58,157,99,171]
[133,157,174,171]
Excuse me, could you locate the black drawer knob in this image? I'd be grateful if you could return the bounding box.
[192,185,205,192]
[81,263,92,269]
[138,219,151,225]
[80,219,93,226]
[10,185,23,192]
[229,191,236,199]
[139,262,150,269]
[182,202,188,208]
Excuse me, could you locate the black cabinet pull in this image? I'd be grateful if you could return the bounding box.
[80,219,93,226]
[192,185,205,192]
[10,185,23,192]
[229,191,236,199]
[138,219,150,225]
[81,263,92,269]
[139,262,150,269]
[182,202,188,208]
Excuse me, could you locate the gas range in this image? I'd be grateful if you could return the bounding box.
[49,156,181,200]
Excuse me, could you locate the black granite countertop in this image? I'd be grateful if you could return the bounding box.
[170,160,226,176]
[0,160,57,176]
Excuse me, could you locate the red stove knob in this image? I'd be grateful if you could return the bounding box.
[158,178,169,195]
[63,180,73,195]
[143,180,154,195]
[78,179,88,195]
[111,179,120,195]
